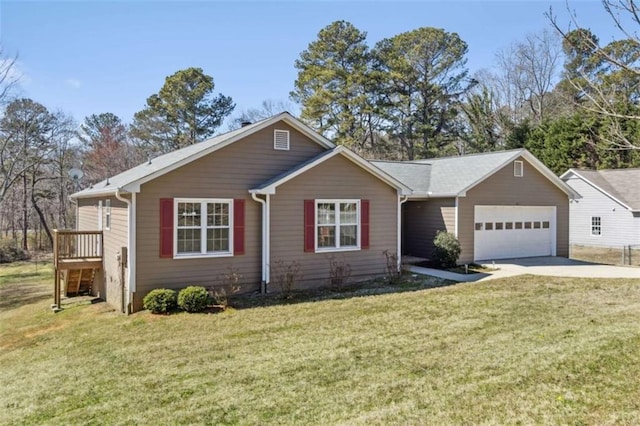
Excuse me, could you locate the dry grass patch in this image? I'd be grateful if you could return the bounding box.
[1,262,640,424]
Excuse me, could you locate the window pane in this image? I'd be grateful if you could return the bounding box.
[340,225,357,246]
[340,203,357,224]
[505,222,513,230]
[515,222,523,229]
[524,222,532,229]
[177,228,201,253]
[207,228,229,252]
[317,203,335,225]
[178,202,201,227]
[542,221,550,229]
[318,226,336,248]
[475,223,483,231]
[485,222,493,230]
[533,221,541,229]
[495,222,504,230]
[208,202,229,226]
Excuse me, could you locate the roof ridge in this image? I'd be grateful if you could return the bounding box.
[424,148,524,162]
[371,159,433,165]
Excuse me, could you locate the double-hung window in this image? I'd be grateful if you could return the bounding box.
[175,198,232,257]
[591,216,601,236]
[316,200,359,251]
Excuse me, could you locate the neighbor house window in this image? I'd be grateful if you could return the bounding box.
[514,160,523,177]
[316,200,359,251]
[591,216,601,236]
[175,198,233,256]
[105,199,111,230]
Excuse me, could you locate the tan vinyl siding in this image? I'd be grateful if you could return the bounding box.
[457,156,569,263]
[403,198,456,259]
[270,155,398,291]
[76,196,129,311]
[134,123,326,310]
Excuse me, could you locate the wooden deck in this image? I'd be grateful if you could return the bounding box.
[52,230,103,310]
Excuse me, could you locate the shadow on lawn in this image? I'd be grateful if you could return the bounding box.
[228,275,458,310]
[0,283,51,311]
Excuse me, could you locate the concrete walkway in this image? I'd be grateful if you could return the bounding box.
[407,256,640,282]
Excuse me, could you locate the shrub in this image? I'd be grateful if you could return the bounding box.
[329,256,351,291]
[177,286,209,313]
[143,289,177,314]
[0,240,30,264]
[211,267,243,309]
[383,250,402,284]
[272,259,302,298]
[433,231,461,268]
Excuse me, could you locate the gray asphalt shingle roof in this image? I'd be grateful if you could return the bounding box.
[372,149,525,196]
[569,168,640,211]
[72,119,269,198]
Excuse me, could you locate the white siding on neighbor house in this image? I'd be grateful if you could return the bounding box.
[564,175,640,247]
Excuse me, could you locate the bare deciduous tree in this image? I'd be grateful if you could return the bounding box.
[548,0,640,149]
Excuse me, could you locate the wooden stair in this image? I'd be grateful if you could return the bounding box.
[62,268,96,296]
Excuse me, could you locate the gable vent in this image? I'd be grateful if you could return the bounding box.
[514,160,523,177]
[274,129,290,151]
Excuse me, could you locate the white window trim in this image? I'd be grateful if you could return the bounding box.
[105,199,111,231]
[173,198,234,259]
[514,160,524,177]
[97,200,103,230]
[590,216,602,237]
[274,129,290,151]
[315,199,361,253]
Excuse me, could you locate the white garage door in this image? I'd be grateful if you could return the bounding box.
[474,206,556,261]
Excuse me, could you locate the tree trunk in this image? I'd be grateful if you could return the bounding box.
[31,193,53,248]
[22,173,28,251]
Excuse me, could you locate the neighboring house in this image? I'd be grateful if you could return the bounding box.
[373,149,578,264]
[561,168,640,250]
[68,113,411,312]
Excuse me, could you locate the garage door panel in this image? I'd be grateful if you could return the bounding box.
[474,206,555,261]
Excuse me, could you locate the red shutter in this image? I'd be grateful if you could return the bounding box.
[159,198,173,258]
[361,200,370,249]
[304,200,315,252]
[233,199,245,255]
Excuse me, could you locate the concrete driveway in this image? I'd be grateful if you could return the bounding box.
[480,257,640,280]
[408,256,640,282]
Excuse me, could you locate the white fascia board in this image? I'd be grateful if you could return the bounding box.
[457,149,580,199]
[119,112,334,193]
[251,146,412,196]
[566,169,634,211]
[70,188,122,200]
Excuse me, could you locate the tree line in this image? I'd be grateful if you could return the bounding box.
[1,0,639,254]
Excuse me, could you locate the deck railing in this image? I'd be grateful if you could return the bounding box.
[53,230,103,267]
[52,230,103,310]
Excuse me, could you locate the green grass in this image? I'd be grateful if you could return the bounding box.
[1,262,640,424]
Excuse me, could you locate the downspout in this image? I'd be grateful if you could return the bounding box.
[454,196,459,238]
[115,189,135,314]
[251,193,268,293]
[397,195,409,271]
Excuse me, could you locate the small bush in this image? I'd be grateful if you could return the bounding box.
[433,231,461,268]
[177,286,209,312]
[272,259,302,298]
[329,256,352,291]
[143,289,177,314]
[383,250,402,284]
[0,240,30,264]
[211,267,243,309]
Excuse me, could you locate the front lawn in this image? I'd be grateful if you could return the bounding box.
[1,262,639,424]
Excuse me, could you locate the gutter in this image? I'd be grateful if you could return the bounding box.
[251,193,270,293]
[115,188,136,313]
[397,195,409,270]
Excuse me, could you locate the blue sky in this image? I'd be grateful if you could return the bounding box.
[0,1,617,129]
